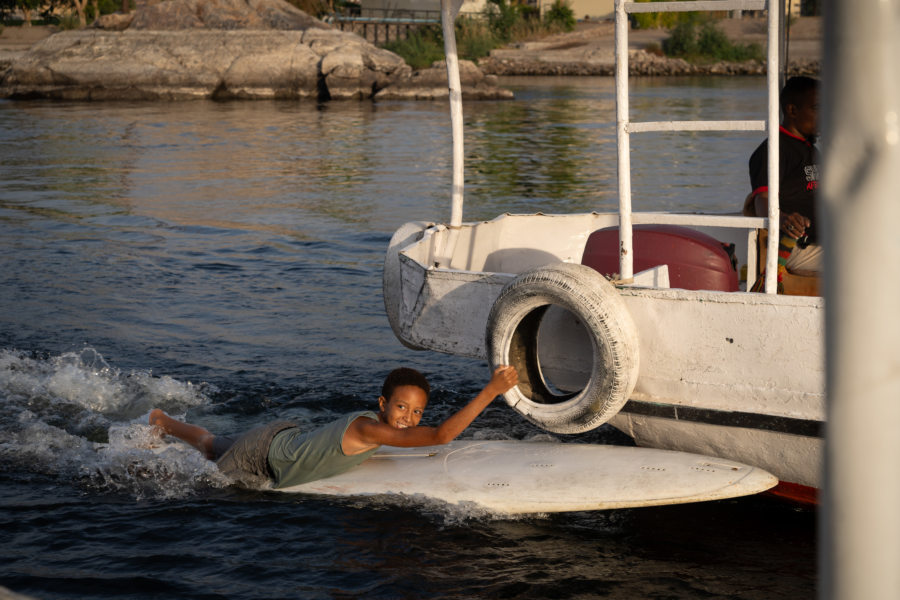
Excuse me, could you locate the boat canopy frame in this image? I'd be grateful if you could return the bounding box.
[438,0,788,293]
[614,0,784,293]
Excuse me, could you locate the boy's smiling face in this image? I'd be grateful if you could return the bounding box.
[378,385,428,429]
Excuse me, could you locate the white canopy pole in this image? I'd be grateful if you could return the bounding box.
[821,0,900,598]
[615,0,634,283]
[441,0,465,229]
[763,0,781,293]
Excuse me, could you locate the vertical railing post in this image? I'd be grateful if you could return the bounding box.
[442,0,465,228]
[615,0,634,283]
[763,0,781,293]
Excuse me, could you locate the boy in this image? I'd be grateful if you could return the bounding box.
[149,365,518,488]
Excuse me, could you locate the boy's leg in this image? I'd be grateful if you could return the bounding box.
[149,409,216,459]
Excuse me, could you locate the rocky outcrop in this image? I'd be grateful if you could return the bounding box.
[477,56,614,76]
[376,59,513,101]
[122,0,328,31]
[0,29,410,100]
[90,0,332,31]
[0,0,512,101]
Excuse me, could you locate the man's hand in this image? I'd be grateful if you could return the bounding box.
[781,212,811,239]
[753,193,811,240]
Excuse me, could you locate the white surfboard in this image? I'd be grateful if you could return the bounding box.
[279,440,778,514]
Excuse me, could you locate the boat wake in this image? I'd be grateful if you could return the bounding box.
[0,347,228,500]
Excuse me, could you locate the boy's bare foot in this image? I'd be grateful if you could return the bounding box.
[147,409,169,448]
[146,408,217,459]
[149,408,167,428]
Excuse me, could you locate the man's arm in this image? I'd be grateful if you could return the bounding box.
[753,191,810,239]
[348,366,518,449]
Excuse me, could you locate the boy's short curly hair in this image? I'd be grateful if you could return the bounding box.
[381,367,430,401]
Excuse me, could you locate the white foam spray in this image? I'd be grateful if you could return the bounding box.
[0,348,228,500]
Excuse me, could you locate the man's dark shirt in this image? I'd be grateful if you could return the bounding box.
[749,126,820,244]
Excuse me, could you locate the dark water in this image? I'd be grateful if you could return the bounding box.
[0,77,815,599]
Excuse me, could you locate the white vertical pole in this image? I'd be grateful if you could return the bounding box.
[764,0,781,293]
[821,0,900,598]
[615,0,633,283]
[442,0,465,229]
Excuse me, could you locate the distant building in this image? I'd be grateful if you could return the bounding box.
[532,0,614,21]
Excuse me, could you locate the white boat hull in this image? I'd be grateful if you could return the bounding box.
[610,411,822,490]
[384,212,824,497]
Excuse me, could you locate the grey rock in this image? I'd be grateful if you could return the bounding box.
[1,30,327,100]
[0,0,511,101]
[128,0,328,31]
[94,12,135,30]
[376,59,513,101]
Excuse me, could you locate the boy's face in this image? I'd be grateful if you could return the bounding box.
[378,385,428,429]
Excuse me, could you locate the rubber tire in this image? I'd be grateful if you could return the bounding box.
[383,221,432,351]
[486,262,640,434]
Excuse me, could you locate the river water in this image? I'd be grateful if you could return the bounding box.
[0,76,815,599]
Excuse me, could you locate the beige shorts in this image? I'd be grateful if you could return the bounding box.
[214,421,297,488]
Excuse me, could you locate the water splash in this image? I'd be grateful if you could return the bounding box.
[88,423,230,500]
[0,348,211,435]
[6,347,210,412]
[0,348,226,500]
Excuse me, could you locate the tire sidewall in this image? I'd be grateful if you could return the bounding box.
[486,263,639,434]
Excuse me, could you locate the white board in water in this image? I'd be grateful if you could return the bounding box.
[279,440,777,513]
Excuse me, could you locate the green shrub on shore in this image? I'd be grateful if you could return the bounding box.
[486,0,520,43]
[663,20,763,63]
[56,11,81,30]
[383,26,444,69]
[630,0,695,30]
[382,21,497,70]
[456,17,497,60]
[543,0,576,32]
[383,0,574,69]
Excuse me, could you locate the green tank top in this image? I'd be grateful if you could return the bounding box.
[268,410,380,488]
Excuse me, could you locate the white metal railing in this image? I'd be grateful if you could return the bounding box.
[615,0,783,293]
[625,0,766,12]
[626,121,765,133]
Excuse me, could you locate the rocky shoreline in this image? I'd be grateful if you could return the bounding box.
[0,8,822,101]
[0,28,511,101]
[0,0,512,101]
[477,50,820,77]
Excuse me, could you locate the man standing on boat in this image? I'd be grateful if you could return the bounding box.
[745,76,821,276]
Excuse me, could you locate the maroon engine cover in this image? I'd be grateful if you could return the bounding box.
[581,225,738,292]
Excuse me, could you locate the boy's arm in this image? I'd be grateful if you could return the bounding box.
[350,365,518,448]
